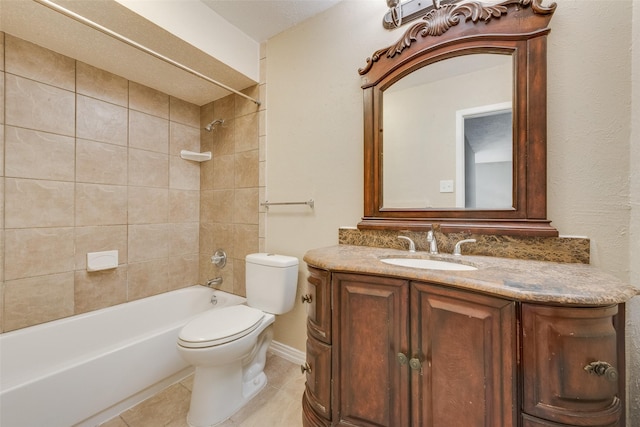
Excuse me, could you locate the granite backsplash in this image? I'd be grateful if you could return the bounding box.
[338,226,590,264]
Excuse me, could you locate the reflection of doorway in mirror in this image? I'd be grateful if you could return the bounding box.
[456,103,512,209]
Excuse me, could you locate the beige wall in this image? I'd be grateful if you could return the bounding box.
[265,1,639,421]
[0,34,202,332]
[628,0,640,422]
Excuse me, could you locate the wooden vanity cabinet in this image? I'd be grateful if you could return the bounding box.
[302,267,625,427]
[302,267,517,427]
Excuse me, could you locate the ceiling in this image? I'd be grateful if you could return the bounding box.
[201,0,342,42]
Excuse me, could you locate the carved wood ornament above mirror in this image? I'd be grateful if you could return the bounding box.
[358,0,558,236]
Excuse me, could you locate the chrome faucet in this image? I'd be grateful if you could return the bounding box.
[397,236,416,252]
[427,230,438,254]
[453,239,476,256]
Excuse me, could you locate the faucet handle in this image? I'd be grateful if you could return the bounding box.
[453,239,476,256]
[397,236,416,253]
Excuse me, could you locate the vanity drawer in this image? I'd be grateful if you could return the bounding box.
[304,338,332,421]
[522,304,621,426]
[305,267,332,344]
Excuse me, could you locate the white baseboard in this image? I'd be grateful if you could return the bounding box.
[269,340,306,365]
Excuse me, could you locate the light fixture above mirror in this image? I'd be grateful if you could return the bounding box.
[362,0,559,236]
[383,0,458,29]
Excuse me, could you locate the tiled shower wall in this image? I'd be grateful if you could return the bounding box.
[197,46,264,297]
[198,94,258,296]
[0,33,263,334]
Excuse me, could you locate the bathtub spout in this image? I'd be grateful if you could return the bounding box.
[206,277,223,287]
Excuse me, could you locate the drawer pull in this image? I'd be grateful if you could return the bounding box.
[301,362,312,374]
[409,358,422,371]
[397,353,408,366]
[301,294,313,304]
[584,361,618,382]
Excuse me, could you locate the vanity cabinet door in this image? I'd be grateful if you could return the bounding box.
[306,267,332,344]
[332,273,410,427]
[410,283,517,427]
[522,304,621,426]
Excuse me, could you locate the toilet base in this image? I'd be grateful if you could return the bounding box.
[184,324,274,427]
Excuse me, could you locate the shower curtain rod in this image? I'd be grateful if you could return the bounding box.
[34,0,261,106]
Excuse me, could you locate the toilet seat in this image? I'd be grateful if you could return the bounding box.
[178,305,265,349]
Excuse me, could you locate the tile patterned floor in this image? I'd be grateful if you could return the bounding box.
[100,353,305,427]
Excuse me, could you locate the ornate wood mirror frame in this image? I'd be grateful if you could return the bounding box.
[358,0,559,236]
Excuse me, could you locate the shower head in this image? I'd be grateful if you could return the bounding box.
[204,119,225,132]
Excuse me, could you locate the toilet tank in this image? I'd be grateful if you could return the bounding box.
[245,253,299,314]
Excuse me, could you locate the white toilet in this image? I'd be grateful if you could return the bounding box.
[177,253,299,427]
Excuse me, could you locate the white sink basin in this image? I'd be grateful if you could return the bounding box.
[380,258,477,271]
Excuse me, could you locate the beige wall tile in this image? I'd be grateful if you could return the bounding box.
[129,110,169,153]
[128,224,169,262]
[5,34,75,91]
[0,281,4,333]
[76,95,128,146]
[233,224,259,260]
[5,126,74,181]
[170,97,199,127]
[75,225,128,270]
[213,154,235,190]
[128,148,169,187]
[204,223,235,256]
[169,254,199,290]
[236,86,260,117]
[214,94,235,121]
[0,73,5,127]
[76,139,128,185]
[169,222,199,256]
[234,188,259,225]
[127,259,169,301]
[4,272,75,331]
[129,82,169,119]
[128,186,169,224]
[211,190,234,223]
[74,267,127,314]
[170,121,200,156]
[169,190,199,223]
[233,260,247,297]
[0,32,4,72]
[200,190,215,224]
[0,126,3,178]
[76,62,128,107]
[5,178,74,228]
[4,228,74,280]
[5,74,75,136]
[75,183,127,226]
[212,119,235,157]
[235,150,259,188]
[170,155,200,190]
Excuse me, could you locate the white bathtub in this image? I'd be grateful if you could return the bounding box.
[0,285,246,427]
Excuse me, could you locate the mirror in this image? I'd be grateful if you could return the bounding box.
[382,53,513,209]
[358,0,558,236]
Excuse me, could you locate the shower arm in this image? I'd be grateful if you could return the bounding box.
[33,0,261,106]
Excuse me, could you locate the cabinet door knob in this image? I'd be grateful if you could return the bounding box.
[301,362,312,374]
[301,294,313,304]
[584,361,618,382]
[409,358,422,371]
[397,353,408,366]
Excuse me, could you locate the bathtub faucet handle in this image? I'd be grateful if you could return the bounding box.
[211,249,227,268]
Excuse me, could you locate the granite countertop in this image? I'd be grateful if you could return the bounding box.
[303,245,640,305]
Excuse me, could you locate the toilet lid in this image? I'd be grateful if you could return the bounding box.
[178,305,265,348]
